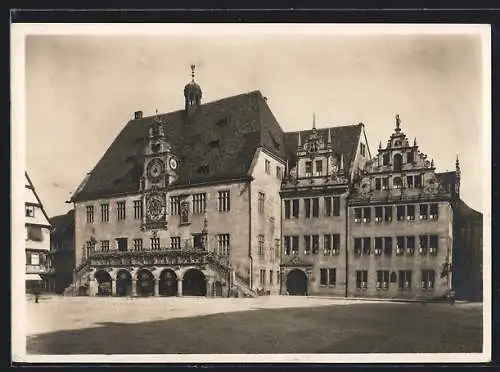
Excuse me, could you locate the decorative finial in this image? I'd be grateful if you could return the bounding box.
[379,141,382,149]
[395,114,401,132]
[298,131,302,147]
[327,127,332,144]
[456,154,460,167]
[190,64,196,82]
[340,153,344,170]
[312,113,316,130]
[431,158,434,167]
[414,137,417,146]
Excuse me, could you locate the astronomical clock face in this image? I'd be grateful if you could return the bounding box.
[146,158,165,183]
[146,194,166,222]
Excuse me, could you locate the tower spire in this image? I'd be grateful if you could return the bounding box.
[312,113,316,130]
[191,64,196,82]
[298,131,302,147]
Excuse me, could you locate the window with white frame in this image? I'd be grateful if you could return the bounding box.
[170,196,180,215]
[398,270,412,290]
[86,205,94,223]
[217,234,230,255]
[171,236,181,249]
[421,270,435,291]
[192,193,207,214]
[217,190,231,212]
[150,237,160,250]
[258,234,265,256]
[265,159,271,174]
[133,238,143,251]
[258,192,265,214]
[376,270,390,290]
[101,240,110,252]
[116,201,126,221]
[356,270,368,289]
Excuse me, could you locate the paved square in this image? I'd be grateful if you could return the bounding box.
[26,296,483,354]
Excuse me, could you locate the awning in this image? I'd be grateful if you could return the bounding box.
[25,273,43,281]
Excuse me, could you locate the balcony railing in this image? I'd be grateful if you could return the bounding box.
[349,190,453,205]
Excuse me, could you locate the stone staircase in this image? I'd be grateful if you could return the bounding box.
[63,256,91,296]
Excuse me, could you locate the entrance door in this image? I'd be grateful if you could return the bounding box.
[183,269,207,296]
[286,269,308,296]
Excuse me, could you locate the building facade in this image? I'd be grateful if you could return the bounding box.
[25,172,54,293]
[49,209,75,294]
[70,67,284,297]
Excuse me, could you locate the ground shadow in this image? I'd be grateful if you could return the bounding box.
[27,303,482,355]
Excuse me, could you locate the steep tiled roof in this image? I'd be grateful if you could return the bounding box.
[71,91,286,202]
[49,209,75,234]
[284,124,363,174]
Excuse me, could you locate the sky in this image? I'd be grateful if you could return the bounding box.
[22,25,487,217]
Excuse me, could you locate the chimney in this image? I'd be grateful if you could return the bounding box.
[134,111,143,120]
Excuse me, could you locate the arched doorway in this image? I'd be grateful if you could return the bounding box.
[183,269,206,296]
[159,269,177,296]
[136,269,155,296]
[116,269,132,296]
[94,270,112,296]
[286,269,308,296]
[393,154,403,171]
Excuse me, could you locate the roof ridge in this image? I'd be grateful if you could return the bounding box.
[285,123,362,133]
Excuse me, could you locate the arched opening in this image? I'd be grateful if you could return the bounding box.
[116,270,132,297]
[214,281,223,297]
[94,270,112,296]
[159,269,178,296]
[286,269,308,296]
[183,268,206,296]
[136,269,155,296]
[393,154,403,171]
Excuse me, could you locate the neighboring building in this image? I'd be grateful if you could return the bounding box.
[49,209,75,294]
[279,118,370,296]
[25,172,54,293]
[69,66,284,297]
[347,115,457,300]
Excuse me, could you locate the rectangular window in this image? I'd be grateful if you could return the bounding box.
[332,234,340,255]
[354,207,362,222]
[98,240,108,252]
[315,160,323,176]
[292,199,299,218]
[304,198,311,218]
[304,235,311,255]
[292,236,299,255]
[116,238,128,252]
[374,206,383,222]
[217,234,230,255]
[396,236,405,255]
[133,238,143,251]
[284,236,291,256]
[328,268,336,286]
[324,197,332,217]
[429,235,439,255]
[396,205,406,221]
[360,143,366,157]
[421,270,435,291]
[363,207,371,222]
[86,240,94,255]
[332,197,340,216]
[258,234,265,256]
[354,238,362,257]
[383,153,390,166]
[265,159,271,174]
[323,234,331,255]
[269,270,274,285]
[276,166,282,179]
[218,190,231,212]
[259,269,266,286]
[419,204,429,219]
[30,253,40,265]
[384,206,393,222]
[407,205,415,221]
[415,175,422,188]
[398,270,412,290]
[362,237,371,255]
[406,236,415,255]
[419,235,429,255]
[275,239,280,260]
[101,203,109,222]
[376,270,390,290]
[134,200,143,220]
[258,192,265,214]
[170,196,180,215]
[374,237,383,255]
[171,237,181,249]
[25,205,35,217]
[320,268,328,285]
[192,193,207,214]
[151,237,160,250]
[305,161,312,177]
[406,175,414,188]
[284,200,291,219]
[384,236,393,256]
[27,226,43,241]
[375,178,381,190]
[312,235,319,255]
[407,151,415,163]
[429,203,439,219]
[312,198,319,218]
[382,177,389,190]
[117,201,126,221]
[356,270,368,289]
[86,205,94,223]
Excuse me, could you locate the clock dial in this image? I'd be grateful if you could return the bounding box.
[147,158,165,183]
[147,195,166,222]
[169,158,178,170]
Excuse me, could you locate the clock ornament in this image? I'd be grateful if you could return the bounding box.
[147,194,166,222]
[169,157,178,170]
[146,158,165,183]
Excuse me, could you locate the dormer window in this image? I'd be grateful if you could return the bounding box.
[305,161,312,177]
[197,164,209,174]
